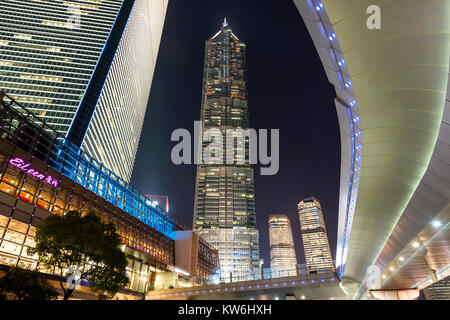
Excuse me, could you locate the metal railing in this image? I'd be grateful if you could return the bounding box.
[153,264,322,290]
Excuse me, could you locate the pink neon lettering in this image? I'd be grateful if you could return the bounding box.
[9,157,59,188]
[9,158,24,167]
[45,176,53,185]
[50,177,59,187]
[36,173,46,180]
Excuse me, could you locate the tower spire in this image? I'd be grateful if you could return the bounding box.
[222,17,228,28]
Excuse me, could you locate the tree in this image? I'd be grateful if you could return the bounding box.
[28,210,129,300]
[0,267,58,300]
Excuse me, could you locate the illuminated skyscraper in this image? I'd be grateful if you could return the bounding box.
[0,0,168,182]
[298,197,335,273]
[268,215,297,276]
[193,19,260,276]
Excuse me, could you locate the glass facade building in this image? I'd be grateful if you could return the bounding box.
[0,92,174,296]
[268,215,297,276]
[0,0,168,182]
[0,92,175,238]
[193,20,260,277]
[298,197,335,274]
[0,92,219,297]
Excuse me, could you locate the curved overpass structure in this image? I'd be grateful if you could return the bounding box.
[294,0,450,298]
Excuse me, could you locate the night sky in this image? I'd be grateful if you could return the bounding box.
[130,0,340,267]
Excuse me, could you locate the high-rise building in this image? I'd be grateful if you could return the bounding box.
[192,19,260,277]
[268,215,297,276]
[298,197,335,273]
[0,0,168,182]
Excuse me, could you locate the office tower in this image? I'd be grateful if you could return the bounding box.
[193,19,260,277]
[268,215,298,276]
[298,197,335,273]
[0,0,168,182]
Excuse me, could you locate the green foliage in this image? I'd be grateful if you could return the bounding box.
[0,267,58,300]
[28,210,129,300]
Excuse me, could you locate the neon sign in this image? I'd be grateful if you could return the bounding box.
[9,157,59,187]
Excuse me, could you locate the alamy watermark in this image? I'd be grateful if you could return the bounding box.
[171,121,279,175]
[367,5,381,30]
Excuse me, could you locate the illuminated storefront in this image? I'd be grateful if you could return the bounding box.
[0,92,218,297]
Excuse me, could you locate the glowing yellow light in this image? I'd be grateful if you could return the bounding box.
[14,34,32,40]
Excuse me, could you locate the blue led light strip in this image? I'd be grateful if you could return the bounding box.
[338,106,357,278]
